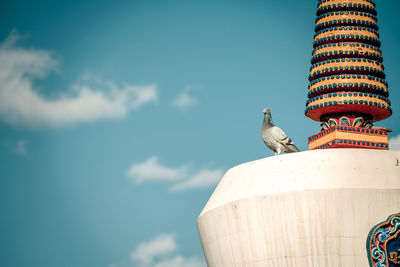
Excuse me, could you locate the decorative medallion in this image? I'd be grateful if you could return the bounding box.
[367,213,400,267]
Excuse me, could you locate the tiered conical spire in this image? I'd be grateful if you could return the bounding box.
[306,0,392,150]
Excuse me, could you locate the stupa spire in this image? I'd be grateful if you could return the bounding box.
[305,0,392,150]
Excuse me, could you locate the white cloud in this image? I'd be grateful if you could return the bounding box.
[153,255,206,267]
[126,156,188,183]
[169,169,224,192]
[172,88,198,109]
[120,233,206,267]
[389,134,400,150]
[0,30,157,127]
[15,139,28,156]
[127,156,224,192]
[130,233,177,266]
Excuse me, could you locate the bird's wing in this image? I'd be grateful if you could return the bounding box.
[261,128,276,152]
[270,126,298,151]
[271,126,290,142]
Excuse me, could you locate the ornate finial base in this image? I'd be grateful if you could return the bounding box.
[308,126,389,150]
[308,115,390,150]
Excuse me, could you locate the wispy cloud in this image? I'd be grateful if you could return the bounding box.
[130,234,177,266]
[15,139,28,156]
[389,133,400,150]
[172,87,198,109]
[0,30,157,127]
[126,157,188,183]
[126,156,224,192]
[169,169,224,192]
[114,233,206,267]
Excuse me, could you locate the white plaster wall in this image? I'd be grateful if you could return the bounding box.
[197,149,400,267]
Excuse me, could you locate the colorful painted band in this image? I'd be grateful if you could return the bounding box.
[308,76,388,98]
[314,26,379,41]
[310,59,385,80]
[316,13,377,28]
[318,0,375,10]
[312,140,388,150]
[315,20,378,32]
[311,57,383,72]
[316,10,377,24]
[305,97,392,122]
[309,73,386,87]
[316,14,377,27]
[312,50,382,64]
[312,42,381,55]
[308,126,388,141]
[313,33,380,47]
[306,91,390,106]
[318,0,375,5]
[312,44,383,63]
[312,47,382,63]
[317,3,377,16]
[309,131,389,150]
[308,125,389,150]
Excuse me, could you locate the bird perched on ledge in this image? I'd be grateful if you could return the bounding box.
[261,108,300,155]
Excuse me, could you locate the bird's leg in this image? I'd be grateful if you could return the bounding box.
[274,152,277,156]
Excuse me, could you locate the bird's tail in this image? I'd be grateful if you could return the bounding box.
[286,144,300,153]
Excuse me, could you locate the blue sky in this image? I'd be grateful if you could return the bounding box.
[0,1,399,266]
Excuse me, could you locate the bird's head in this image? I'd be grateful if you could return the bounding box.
[262,108,271,115]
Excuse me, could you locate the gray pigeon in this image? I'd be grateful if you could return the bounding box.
[261,108,300,155]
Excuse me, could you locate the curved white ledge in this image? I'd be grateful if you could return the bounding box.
[200,149,400,217]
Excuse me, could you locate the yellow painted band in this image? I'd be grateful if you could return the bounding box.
[306,94,389,108]
[312,44,381,58]
[309,77,387,93]
[310,60,383,76]
[314,29,378,42]
[309,131,388,150]
[317,13,377,25]
[318,0,375,9]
